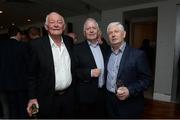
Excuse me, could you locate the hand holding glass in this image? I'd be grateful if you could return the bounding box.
[116,80,124,94]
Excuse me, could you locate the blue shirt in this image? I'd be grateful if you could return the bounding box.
[106,42,126,93]
[88,41,105,88]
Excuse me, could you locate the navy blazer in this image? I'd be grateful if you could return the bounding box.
[117,44,151,96]
[74,40,109,103]
[105,43,152,116]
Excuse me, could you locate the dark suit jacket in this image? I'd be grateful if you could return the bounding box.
[106,44,152,117]
[73,40,109,103]
[0,39,28,91]
[27,35,75,114]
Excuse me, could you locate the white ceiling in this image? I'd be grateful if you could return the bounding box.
[0,0,165,31]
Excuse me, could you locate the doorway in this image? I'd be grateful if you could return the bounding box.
[123,7,158,99]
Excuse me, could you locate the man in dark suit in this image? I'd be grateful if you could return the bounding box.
[0,26,28,118]
[73,18,109,118]
[105,22,152,118]
[26,12,75,118]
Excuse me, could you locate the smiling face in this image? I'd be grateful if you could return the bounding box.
[83,18,99,42]
[44,12,65,37]
[107,22,126,49]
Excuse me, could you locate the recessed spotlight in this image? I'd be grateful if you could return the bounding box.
[27,19,31,22]
[12,23,15,26]
[0,11,3,14]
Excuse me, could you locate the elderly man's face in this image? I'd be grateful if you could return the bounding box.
[45,13,65,36]
[108,26,126,47]
[84,21,98,41]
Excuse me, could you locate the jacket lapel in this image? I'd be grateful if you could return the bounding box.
[84,41,97,67]
[42,36,54,74]
[63,36,72,55]
[117,45,129,79]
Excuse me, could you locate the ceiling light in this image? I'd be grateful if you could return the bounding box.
[27,19,31,22]
[0,11,3,14]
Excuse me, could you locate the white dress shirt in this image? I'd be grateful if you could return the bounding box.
[49,36,72,91]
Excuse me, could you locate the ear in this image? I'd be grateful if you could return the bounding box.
[44,24,48,30]
[123,31,126,38]
[83,31,87,37]
[63,24,66,31]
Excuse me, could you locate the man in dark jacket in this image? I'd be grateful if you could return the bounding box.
[26,12,75,118]
[74,18,109,118]
[0,26,28,118]
[105,22,152,118]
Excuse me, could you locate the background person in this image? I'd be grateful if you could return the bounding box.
[28,26,41,40]
[0,26,28,118]
[67,32,78,44]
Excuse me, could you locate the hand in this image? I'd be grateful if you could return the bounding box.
[91,68,101,77]
[27,99,39,117]
[97,31,103,44]
[116,86,129,100]
[98,37,103,44]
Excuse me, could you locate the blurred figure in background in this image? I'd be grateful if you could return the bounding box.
[140,38,156,77]
[97,30,109,51]
[0,26,28,118]
[21,30,30,42]
[140,39,151,64]
[67,32,78,44]
[28,26,41,40]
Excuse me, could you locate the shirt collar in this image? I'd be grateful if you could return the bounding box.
[111,42,126,55]
[87,40,99,48]
[49,35,64,47]
[10,36,18,41]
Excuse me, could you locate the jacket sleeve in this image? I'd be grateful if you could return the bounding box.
[73,46,93,83]
[127,51,152,96]
[27,42,39,99]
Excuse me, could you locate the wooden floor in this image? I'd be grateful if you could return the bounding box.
[1,98,180,118]
[142,99,180,119]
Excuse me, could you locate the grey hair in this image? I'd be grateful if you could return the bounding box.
[45,12,65,26]
[107,22,125,33]
[83,18,100,32]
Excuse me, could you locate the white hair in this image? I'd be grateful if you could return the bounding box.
[45,12,65,26]
[107,22,125,33]
[83,18,102,38]
[83,18,100,32]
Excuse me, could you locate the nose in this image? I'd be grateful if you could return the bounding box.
[54,22,59,27]
[89,28,94,33]
[112,32,115,37]
[54,23,58,27]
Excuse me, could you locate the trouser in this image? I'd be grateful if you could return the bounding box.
[0,92,9,119]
